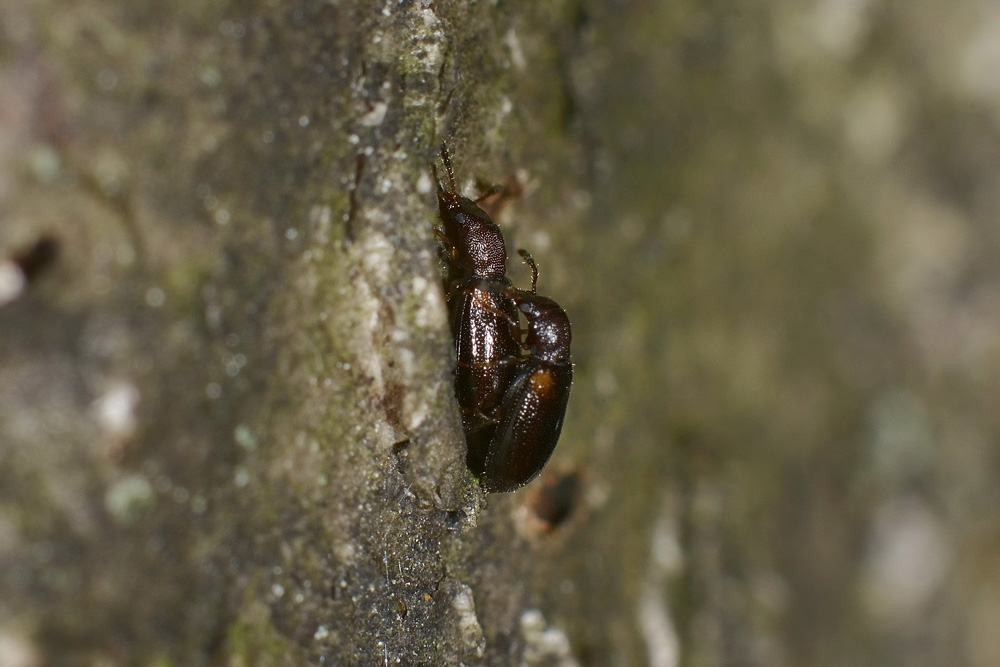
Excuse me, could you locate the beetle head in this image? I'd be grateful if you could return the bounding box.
[507,290,572,365]
[435,145,508,279]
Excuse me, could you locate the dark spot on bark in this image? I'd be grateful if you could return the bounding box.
[528,469,582,530]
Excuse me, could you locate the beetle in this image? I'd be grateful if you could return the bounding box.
[434,145,522,442]
[434,145,573,492]
[478,256,573,493]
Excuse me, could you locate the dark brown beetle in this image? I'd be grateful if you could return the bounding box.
[434,146,573,492]
[478,261,573,493]
[434,146,521,440]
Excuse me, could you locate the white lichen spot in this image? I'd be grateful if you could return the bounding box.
[27,144,61,183]
[397,347,415,380]
[861,495,951,624]
[271,583,285,598]
[202,134,219,152]
[413,274,447,329]
[309,204,333,243]
[234,423,257,451]
[409,4,444,75]
[638,588,679,667]
[416,171,433,194]
[233,467,250,487]
[333,542,358,566]
[104,474,154,525]
[505,28,527,70]
[500,95,513,116]
[350,278,385,394]
[411,275,427,296]
[93,382,140,438]
[314,625,329,640]
[520,609,544,633]
[0,261,26,306]
[650,513,683,575]
[452,584,485,657]
[405,396,429,431]
[528,229,551,253]
[359,101,388,127]
[191,494,208,514]
[199,67,221,87]
[0,629,39,667]
[637,496,683,667]
[520,609,578,666]
[420,4,440,28]
[360,232,394,284]
[145,286,166,307]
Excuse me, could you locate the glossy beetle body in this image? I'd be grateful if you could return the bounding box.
[448,275,521,431]
[479,289,573,492]
[434,145,573,493]
[435,147,521,435]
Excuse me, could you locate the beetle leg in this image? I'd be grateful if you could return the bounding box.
[475,300,518,327]
[456,357,522,369]
[444,280,474,303]
[474,182,505,203]
[466,297,524,344]
[438,143,458,193]
[435,228,457,260]
[460,406,499,431]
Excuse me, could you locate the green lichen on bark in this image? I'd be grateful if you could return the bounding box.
[0,0,573,663]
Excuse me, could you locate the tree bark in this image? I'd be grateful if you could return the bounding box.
[2,0,998,665]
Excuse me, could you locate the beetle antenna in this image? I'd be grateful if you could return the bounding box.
[518,249,538,294]
[439,143,458,194]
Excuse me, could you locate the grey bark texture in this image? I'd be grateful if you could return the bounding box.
[2,0,999,665]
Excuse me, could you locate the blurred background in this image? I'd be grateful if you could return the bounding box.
[546,1,1000,664]
[548,1,1000,664]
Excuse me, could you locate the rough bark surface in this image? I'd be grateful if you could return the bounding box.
[3,0,1000,666]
